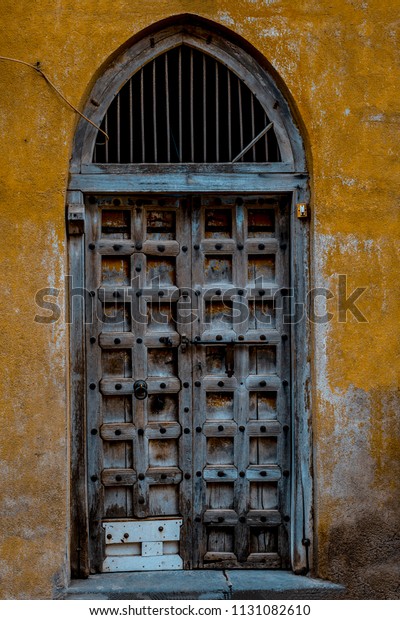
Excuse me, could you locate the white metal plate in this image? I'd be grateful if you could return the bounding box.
[103,554,183,572]
[103,519,182,544]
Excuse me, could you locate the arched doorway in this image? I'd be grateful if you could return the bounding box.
[68,18,312,577]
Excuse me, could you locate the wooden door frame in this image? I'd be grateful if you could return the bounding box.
[67,21,313,579]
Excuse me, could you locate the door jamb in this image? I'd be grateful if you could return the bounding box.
[67,173,312,578]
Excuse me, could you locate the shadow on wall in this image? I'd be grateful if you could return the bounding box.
[322,509,400,599]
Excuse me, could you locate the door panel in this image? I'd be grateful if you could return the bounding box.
[85,194,290,571]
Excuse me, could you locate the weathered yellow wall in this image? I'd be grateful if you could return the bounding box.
[0,0,398,599]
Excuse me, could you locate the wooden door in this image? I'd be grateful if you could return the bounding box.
[85,194,290,571]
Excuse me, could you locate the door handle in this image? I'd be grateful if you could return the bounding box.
[134,380,148,400]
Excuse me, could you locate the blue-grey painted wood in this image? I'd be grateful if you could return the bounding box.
[69,173,307,193]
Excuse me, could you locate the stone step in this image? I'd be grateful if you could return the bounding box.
[64,570,345,600]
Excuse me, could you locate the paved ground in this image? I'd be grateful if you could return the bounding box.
[64,570,345,600]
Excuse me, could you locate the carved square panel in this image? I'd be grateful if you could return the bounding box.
[247,209,275,237]
[146,210,176,240]
[205,209,232,239]
[102,256,131,286]
[206,393,234,420]
[102,210,131,238]
[146,257,176,286]
[149,440,179,467]
[204,255,232,284]
[249,482,278,510]
[248,255,275,284]
[207,438,234,465]
[249,346,277,375]
[249,438,278,465]
[249,392,277,420]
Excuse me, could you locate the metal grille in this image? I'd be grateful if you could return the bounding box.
[94,45,281,164]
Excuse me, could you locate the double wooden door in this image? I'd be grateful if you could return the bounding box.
[85,193,291,571]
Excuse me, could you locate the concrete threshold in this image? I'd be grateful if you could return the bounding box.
[64,570,345,600]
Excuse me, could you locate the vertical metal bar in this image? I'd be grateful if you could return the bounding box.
[179,47,182,163]
[165,53,170,163]
[105,112,109,163]
[141,68,145,162]
[203,54,207,162]
[153,60,157,163]
[190,48,194,162]
[116,92,121,163]
[264,112,269,161]
[215,60,219,162]
[238,78,243,157]
[129,79,133,163]
[227,68,232,161]
[251,93,256,162]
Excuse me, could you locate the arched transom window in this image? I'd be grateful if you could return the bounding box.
[94,45,281,164]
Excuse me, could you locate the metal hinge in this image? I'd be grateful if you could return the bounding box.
[68,203,85,235]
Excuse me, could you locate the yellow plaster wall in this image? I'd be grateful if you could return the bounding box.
[0,0,398,599]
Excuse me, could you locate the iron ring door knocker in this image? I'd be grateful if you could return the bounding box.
[133,380,148,400]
